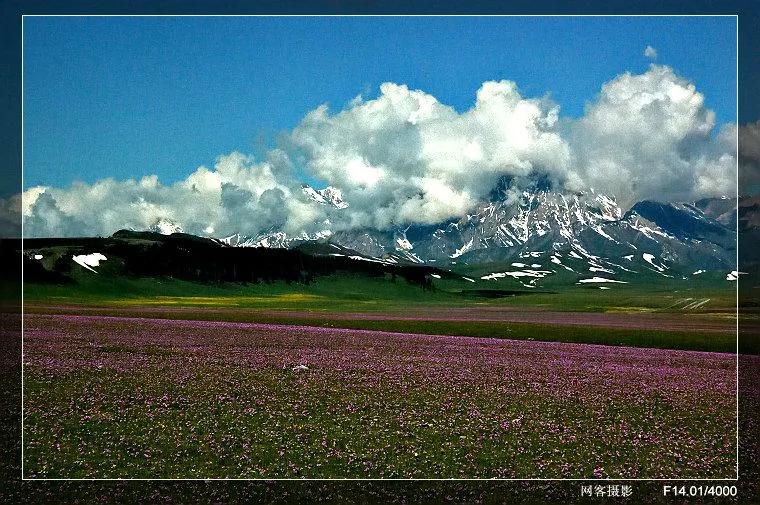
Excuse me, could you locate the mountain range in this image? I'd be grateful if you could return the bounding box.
[15,184,750,291]
[152,185,740,288]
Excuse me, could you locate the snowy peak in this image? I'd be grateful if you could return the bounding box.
[319,186,349,209]
[202,190,736,286]
[394,229,413,251]
[625,200,729,241]
[301,185,349,209]
[149,218,183,235]
[414,190,627,261]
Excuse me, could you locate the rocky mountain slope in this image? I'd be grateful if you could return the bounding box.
[206,185,736,286]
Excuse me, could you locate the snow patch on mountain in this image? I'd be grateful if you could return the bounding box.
[726,270,745,281]
[452,238,474,258]
[72,252,107,273]
[642,253,667,272]
[302,185,348,209]
[577,277,627,284]
[150,218,182,235]
[481,268,552,287]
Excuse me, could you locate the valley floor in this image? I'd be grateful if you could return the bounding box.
[22,309,741,479]
[22,298,748,353]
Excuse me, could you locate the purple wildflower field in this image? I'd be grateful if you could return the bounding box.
[23,314,737,479]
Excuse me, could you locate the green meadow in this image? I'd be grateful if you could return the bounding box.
[18,271,750,353]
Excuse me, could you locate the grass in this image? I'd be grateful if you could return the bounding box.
[25,368,730,479]
[16,271,749,353]
[16,269,749,481]
[22,314,737,479]
[18,269,740,312]
[21,303,742,353]
[20,275,462,312]
[9,252,758,496]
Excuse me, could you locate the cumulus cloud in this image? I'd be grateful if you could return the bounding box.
[739,121,760,195]
[644,45,658,59]
[566,65,735,207]
[11,64,737,238]
[0,193,23,237]
[16,150,328,238]
[290,81,569,228]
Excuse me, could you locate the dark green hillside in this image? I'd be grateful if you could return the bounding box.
[12,230,447,288]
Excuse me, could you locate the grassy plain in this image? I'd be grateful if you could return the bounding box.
[20,273,747,352]
[23,313,738,479]
[17,272,749,479]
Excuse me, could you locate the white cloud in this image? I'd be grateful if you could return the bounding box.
[566,65,735,207]
[291,81,570,228]
[738,121,760,194]
[644,45,658,59]
[18,151,328,238]
[11,65,737,238]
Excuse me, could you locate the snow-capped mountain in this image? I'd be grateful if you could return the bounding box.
[301,184,348,209]
[217,229,334,249]
[197,184,738,286]
[149,218,183,235]
[374,190,736,285]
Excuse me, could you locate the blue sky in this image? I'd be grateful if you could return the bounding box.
[23,16,737,189]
